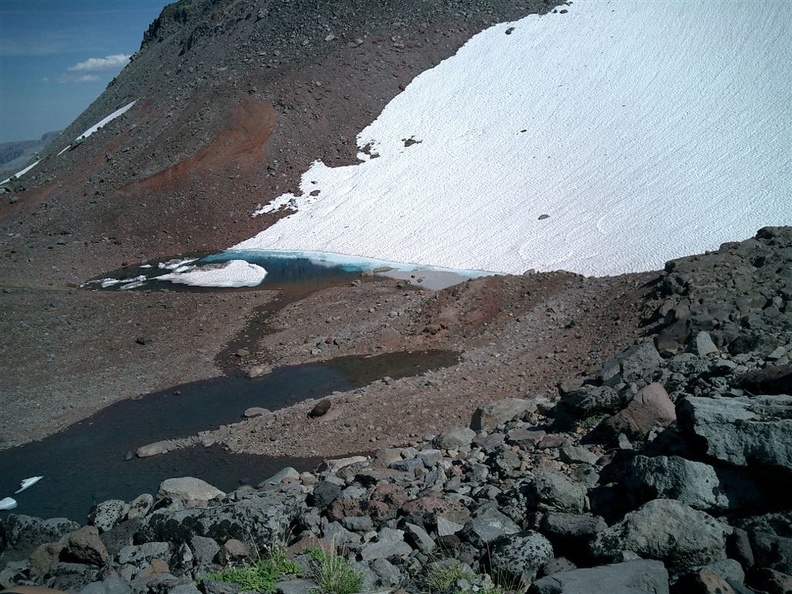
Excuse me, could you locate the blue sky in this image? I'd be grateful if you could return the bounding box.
[0,0,172,143]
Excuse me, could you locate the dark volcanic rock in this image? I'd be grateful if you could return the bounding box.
[733,364,792,395]
[677,395,792,473]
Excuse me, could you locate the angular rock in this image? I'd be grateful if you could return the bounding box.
[465,505,520,545]
[625,455,729,510]
[750,531,792,574]
[47,561,102,590]
[523,469,587,514]
[401,495,471,526]
[311,480,342,509]
[489,530,553,587]
[540,512,607,554]
[733,364,792,395]
[405,522,436,554]
[599,383,676,442]
[436,516,465,537]
[694,331,719,358]
[66,525,109,566]
[677,395,792,472]
[559,443,600,466]
[191,535,221,567]
[531,560,669,594]
[555,385,625,423]
[591,499,729,569]
[434,426,476,449]
[360,528,411,561]
[600,341,665,386]
[370,557,403,587]
[470,398,537,431]
[262,467,300,486]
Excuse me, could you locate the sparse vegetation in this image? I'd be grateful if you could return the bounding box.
[205,545,301,593]
[424,560,476,593]
[305,547,364,594]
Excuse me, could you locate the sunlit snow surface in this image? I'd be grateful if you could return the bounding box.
[236,0,792,277]
[76,100,136,141]
[155,259,267,288]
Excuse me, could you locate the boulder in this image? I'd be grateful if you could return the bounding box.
[624,455,729,510]
[599,341,665,386]
[138,489,304,551]
[28,541,64,575]
[308,399,331,418]
[65,525,109,566]
[539,512,607,557]
[470,398,537,431]
[117,541,171,566]
[530,560,669,594]
[88,499,130,533]
[522,469,587,514]
[694,331,719,358]
[554,385,625,425]
[733,364,792,395]
[157,477,225,508]
[676,395,792,472]
[127,494,154,520]
[464,505,521,545]
[0,514,80,563]
[751,568,792,594]
[433,426,476,449]
[591,499,729,569]
[401,495,471,526]
[489,530,554,587]
[360,528,412,561]
[750,531,792,574]
[599,383,676,442]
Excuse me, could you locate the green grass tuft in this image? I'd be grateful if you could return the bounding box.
[305,547,364,594]
[205,545,301,593]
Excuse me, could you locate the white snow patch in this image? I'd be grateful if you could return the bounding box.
[75,100,137,142]
[15,476,43,494]
[0,497,17,511]
[155,259,267,288]
[1,160,40,185]
[236,0,792,277]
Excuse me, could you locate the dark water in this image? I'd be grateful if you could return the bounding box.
[0,351,457,522]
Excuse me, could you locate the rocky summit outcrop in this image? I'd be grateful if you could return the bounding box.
[1,229,791,594]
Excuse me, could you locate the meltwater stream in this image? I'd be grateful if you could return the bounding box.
[0,350,457,522]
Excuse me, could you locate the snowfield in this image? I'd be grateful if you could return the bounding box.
[233,0,791,278]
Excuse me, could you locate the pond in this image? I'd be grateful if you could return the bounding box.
[82,249,487,292]
[0,350,458,522]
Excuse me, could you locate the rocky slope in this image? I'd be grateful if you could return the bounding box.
[1,0,791,591]
[1,227,791,593]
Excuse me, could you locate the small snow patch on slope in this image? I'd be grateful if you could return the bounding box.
[75,100,137,142]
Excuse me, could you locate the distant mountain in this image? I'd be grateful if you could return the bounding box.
[0,131,60,177]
